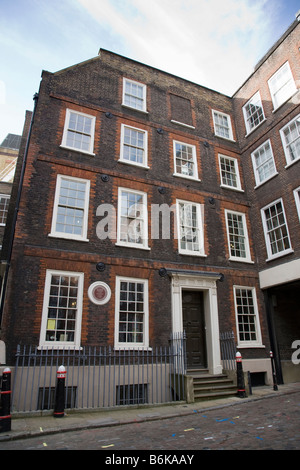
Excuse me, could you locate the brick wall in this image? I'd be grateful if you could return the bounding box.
[2,36,283,360]
[233,21,300,272]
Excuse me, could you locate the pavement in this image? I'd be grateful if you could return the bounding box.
[1,382,299,443]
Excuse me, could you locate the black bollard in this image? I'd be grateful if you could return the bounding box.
[0,367,11,433]
[236,352,247,398]
[53,365,66,418]
[270,351,278,391]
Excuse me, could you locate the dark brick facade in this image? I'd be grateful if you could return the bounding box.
[1,19,299,381]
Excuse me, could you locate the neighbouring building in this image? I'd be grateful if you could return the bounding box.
[233,16,300,383]
[0,133,21,247]
[0,12,299,410]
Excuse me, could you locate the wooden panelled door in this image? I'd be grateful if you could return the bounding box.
[182,290,207,368]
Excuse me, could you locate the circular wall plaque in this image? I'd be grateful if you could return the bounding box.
[88,282,111,305]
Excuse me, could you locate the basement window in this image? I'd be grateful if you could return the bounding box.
[116,384,148,405]
[37,386,77,410]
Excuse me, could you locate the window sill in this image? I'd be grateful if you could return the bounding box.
[114,346,152,351]
[229,257,254,264]
[173,173,200,182]
[115,242,150,250]
[60,145,95,156]
[266,248,294,262]
[170,120,195,129]
[237,343,265,349]
[121,104,148,114]
[254,171,278,189]
[118,159,150,170]
[214,134,236,143]
[272,89,299,113]
[48,233,89,242]
[178,251,207,257]
[285,157,300,169]
[38,344,82,350]
[244,118,266,137]
[220,184,244,193]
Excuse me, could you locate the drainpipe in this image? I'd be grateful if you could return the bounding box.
[0,92,39,329]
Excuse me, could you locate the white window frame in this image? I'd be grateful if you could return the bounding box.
[218,154,243,191]
[173,140,199,180]
[268,61,297,111]
[116,187,149,250]
[176,199,205,257]
[251,139,277,187]
[280,113,300,167]
[49,175,90,242]
[294,186,300,222]
[122,78,147,113]
[119,124,149,168]
[261,198,293,261]
[114,276,149,350]
[39,269,84,349]
[233,286,263,348]
[243,91,265,135]
[61,109,96,155]
[225,210,252,263]
[0,194,10,226]
[212,110,234,141]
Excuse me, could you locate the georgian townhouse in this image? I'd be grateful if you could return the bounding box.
[1,13,299,411]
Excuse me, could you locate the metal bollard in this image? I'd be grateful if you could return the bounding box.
[53,365,66,418]
[236,352,247,398]
[270,351,278,391]
[0,367,11,433]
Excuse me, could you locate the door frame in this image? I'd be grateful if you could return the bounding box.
[182,290,207,369]
[170,271,223,375]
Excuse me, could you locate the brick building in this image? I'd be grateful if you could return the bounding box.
[0,14,299,394]
[0,133,21,248]
[233,16,300,383]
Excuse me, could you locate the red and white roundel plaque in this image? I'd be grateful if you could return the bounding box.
[88,282,111,305]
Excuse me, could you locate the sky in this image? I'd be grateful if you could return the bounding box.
[0,0,299,144]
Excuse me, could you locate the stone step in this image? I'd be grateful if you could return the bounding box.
[193,379,235,389]
[194,389,237,401]
[186,368,237,401]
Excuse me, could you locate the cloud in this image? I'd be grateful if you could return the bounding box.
[78,0,272,95]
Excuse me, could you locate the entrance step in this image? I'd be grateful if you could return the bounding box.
[187,369,237,401]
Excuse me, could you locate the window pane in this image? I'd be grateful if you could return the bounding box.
[264,201,290,255]
[282,117,300,163]
[220,156,238,188]
[253,142,276,184]
[175,142,195,177]
[45,274,79,343]
[118,280,145,344]
[235,288,257,342]
[55,178,87,237]
[244,93,264,132]
[214,112,230,139]
[122,127,145,164]
[227,212,247,259]
[179,202,201,253]
[124,80,145,110]
[0,196,10,224]
[64,111,94,152]
[119,190,145,245]
[269,63,296,108]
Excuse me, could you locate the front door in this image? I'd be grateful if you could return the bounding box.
[182,290,207,368]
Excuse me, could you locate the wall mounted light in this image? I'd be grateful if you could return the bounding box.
[96,262,106,272]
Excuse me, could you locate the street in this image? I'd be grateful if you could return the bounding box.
[1,391,300,451]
